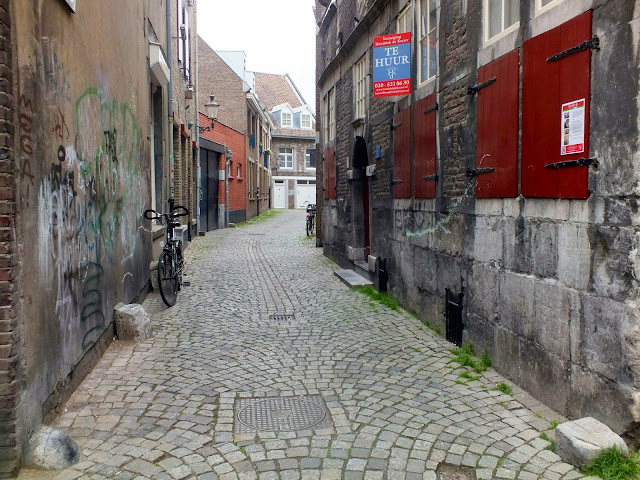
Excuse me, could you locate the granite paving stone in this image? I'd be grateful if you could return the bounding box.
[17,211,587,479]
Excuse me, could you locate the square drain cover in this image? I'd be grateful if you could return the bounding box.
[269,314,295,321]
[235,396,331,433]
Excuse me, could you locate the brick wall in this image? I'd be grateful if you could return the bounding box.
[271,137,316,177]
[197,37,247,134]
[0,0,19,475]
[201,115,246,214]
[335,74,352,200]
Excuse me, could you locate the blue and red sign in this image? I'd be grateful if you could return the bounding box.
[373,32,412,97]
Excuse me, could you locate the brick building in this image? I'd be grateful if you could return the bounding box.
[255,73,317,210]
[316,0,640,439]
[2,0,199,475]
[198,40,272,222]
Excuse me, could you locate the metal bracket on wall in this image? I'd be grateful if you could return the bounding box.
[467,78,496,95]
[423,174,439,181]
[391,121,402,131]
[544,157,598,169]
[547,36,600,62]
[466,167,494,177]
[424,103,439,114]
[391,179,403,185]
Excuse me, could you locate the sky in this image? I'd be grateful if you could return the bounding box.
[198,0,317,112]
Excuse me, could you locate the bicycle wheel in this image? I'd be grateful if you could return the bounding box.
[157,249,178,307]
[306,218,311,236]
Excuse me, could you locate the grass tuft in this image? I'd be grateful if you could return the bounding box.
[358,285,400,312]
[434,326,441,335]
[540,432,555,451]
[492,382,512,395]
[235,209,281,227]
[459,371,479,382]
[584,448,640,480]
[450,344,491,374]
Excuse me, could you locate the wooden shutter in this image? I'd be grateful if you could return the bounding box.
[522,11,593,199]
[323,147,336,200]
[414,94,437,198]
[475,49,519,198]
[393,107,411,199]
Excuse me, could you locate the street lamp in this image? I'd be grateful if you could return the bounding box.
[199,95,220,132]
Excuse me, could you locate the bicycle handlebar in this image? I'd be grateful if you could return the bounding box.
[144,205,190,221]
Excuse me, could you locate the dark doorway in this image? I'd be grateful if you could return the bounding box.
[199,148,219,232]
[152,87,164,211]
[353,136,370,259]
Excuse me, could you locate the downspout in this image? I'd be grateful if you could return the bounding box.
[166,0,173,202]
[225,148,230,226]
[193,0,201,235]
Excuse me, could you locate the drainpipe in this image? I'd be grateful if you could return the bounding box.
[166,0,173,202]
[225,148,231,226]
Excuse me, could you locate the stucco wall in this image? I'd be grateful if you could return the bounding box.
[13,0,159,467]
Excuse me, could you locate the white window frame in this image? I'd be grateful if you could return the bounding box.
[418,0,438,85]
[305,148,316,171]
[278,147,294,170]
[397,3,413,34]
[353,54,368,120]
[328,88,336,141]
[301,113,312,129]
[484,0,520,44]
[281,111,292,128]
[535,0,565,16]
[323,94,329,146]
[237,163,241,178]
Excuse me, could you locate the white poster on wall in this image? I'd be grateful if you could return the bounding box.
[561,98,586,155]
[64,0,76,12]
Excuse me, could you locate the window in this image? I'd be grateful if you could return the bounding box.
[305,149,316,170]
[536,0,564,14]
[281,111,292,128]
[485,0,519,41]
[397,3,413,33]
[419,0,438,83]
[301,114,311,129]
[237,163,242,178]
[228,160,233,178]
[328,88,336,140]
[278,147,294,169]
[353,54,368,119]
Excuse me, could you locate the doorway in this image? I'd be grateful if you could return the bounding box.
[199,148,219,231]
[274,180,286,209]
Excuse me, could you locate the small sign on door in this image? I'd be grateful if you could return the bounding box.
[561,99,585,155]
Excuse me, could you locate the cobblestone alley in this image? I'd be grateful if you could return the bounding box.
[19,210,588,480]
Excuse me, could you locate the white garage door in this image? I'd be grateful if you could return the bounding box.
[296,180,316,208]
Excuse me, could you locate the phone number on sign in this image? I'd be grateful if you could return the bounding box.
[375,80,410,88]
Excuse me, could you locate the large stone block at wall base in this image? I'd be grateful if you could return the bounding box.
[24,426,80,470]
[467,262,500,321]
[114,303,153,341]
[556,417,629,468]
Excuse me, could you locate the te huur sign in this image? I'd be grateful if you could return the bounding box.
[373,32,411,98]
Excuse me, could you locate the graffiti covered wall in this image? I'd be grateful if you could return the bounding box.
[14,0,153,438]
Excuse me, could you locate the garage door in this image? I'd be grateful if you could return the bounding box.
[296,180,316,208]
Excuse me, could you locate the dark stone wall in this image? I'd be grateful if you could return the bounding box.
[317,0,640,436]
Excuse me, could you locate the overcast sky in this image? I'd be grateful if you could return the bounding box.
[198,0,317,112]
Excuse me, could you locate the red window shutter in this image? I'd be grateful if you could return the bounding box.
[324,147,336,200]
[414,94,437,198]
[393,107,411,199]
[475,49,519,198]
[522,11,592,199]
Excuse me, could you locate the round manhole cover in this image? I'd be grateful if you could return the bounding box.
[237,397,327,431]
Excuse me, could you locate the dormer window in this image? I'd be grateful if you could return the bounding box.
[301,113,311,129]
[282,112,292,128]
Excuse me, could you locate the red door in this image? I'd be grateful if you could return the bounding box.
[475,49,519,198]
[521,11,592,199]
[414,94,437,198]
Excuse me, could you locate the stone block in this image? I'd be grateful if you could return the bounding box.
[493,327,521,384]
[498,271,535,339]
[414,248,438,293]
[557,223,591,290]
[532,280,575,359]
[462,313,494,358]
[24,426,80,470]
[591,226,635,300]
[473,216,503,264]
[556,417,628,468]
[114,303,152,342]
[467,262,499,322]
[474,199,503,216]
[523,198,570,221]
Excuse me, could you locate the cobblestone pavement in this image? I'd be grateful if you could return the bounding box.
[19,210,590,480]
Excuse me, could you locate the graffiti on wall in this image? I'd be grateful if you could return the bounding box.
[35,87,144,351]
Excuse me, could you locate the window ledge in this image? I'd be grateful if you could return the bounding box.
[352,117,365,128]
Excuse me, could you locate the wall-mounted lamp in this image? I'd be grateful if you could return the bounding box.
[199,95,220,133]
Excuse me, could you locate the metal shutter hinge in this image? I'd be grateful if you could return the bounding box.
[391,179,403,185]
[424,103,439,114]
[391,121,402,131]
[423,174,438,181]
[466,167,495,177]
[547,36,600,63]
[467,77,496,95]
[545,157,598,169]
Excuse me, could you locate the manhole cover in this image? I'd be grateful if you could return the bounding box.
[269,314,295,321]
[236,396,328,432]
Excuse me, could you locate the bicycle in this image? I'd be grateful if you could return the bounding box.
[144,199,189,307]
[305,202,316,236]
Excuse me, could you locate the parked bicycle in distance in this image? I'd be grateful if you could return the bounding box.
[305,202,316,236]
[144,199,189,307]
